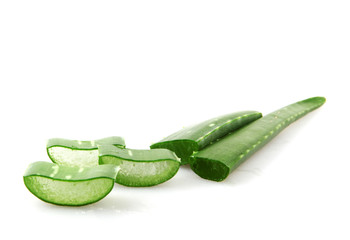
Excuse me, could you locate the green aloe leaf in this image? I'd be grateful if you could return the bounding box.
[150,111,262,165]
[99,145,180,187]
[190,97,326,181]
[23,161,119,206]
[47,136,125,167]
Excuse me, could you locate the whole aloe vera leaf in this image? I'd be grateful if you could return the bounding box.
[190,97,326,181]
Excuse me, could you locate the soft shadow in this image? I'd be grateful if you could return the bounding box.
[222,164,265,186]
[151,164,221,190]
[38,185,147,216]
[81,192,147,216]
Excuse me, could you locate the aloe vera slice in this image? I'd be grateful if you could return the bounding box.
[150,111,262,165]
[47,136,125,167]
[23,161,119,206]
[190,97,326,181]
[98,145,180,187]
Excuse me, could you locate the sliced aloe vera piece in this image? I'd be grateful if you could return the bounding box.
[98,145,180,187]
[47,136,125,167]
[150,111,262,165]
[190,97,326,181]
[23,161,119,206]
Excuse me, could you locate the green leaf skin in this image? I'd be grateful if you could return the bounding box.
[190,96,326,182]
[23,162,119,206]
[46,136,125,167]
[99,145,181,187]
[150,111,262,165]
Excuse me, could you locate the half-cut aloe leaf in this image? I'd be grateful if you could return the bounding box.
[23,161,119,206]
[98,145,180,187]
[150,111,262,165]
[46,136,125,167]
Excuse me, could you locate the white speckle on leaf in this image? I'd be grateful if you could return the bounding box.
[114,166,121,174]
[50,165,59,177]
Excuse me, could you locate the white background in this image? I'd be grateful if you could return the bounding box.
[0,0,349,239]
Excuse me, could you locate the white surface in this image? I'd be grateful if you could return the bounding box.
[0,0,349,239]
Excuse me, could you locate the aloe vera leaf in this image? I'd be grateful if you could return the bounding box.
[190,96,326,181]
[46,136,125,167]
[23,161,119,206]
[98,145,180,187]
[150,111,262,165]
